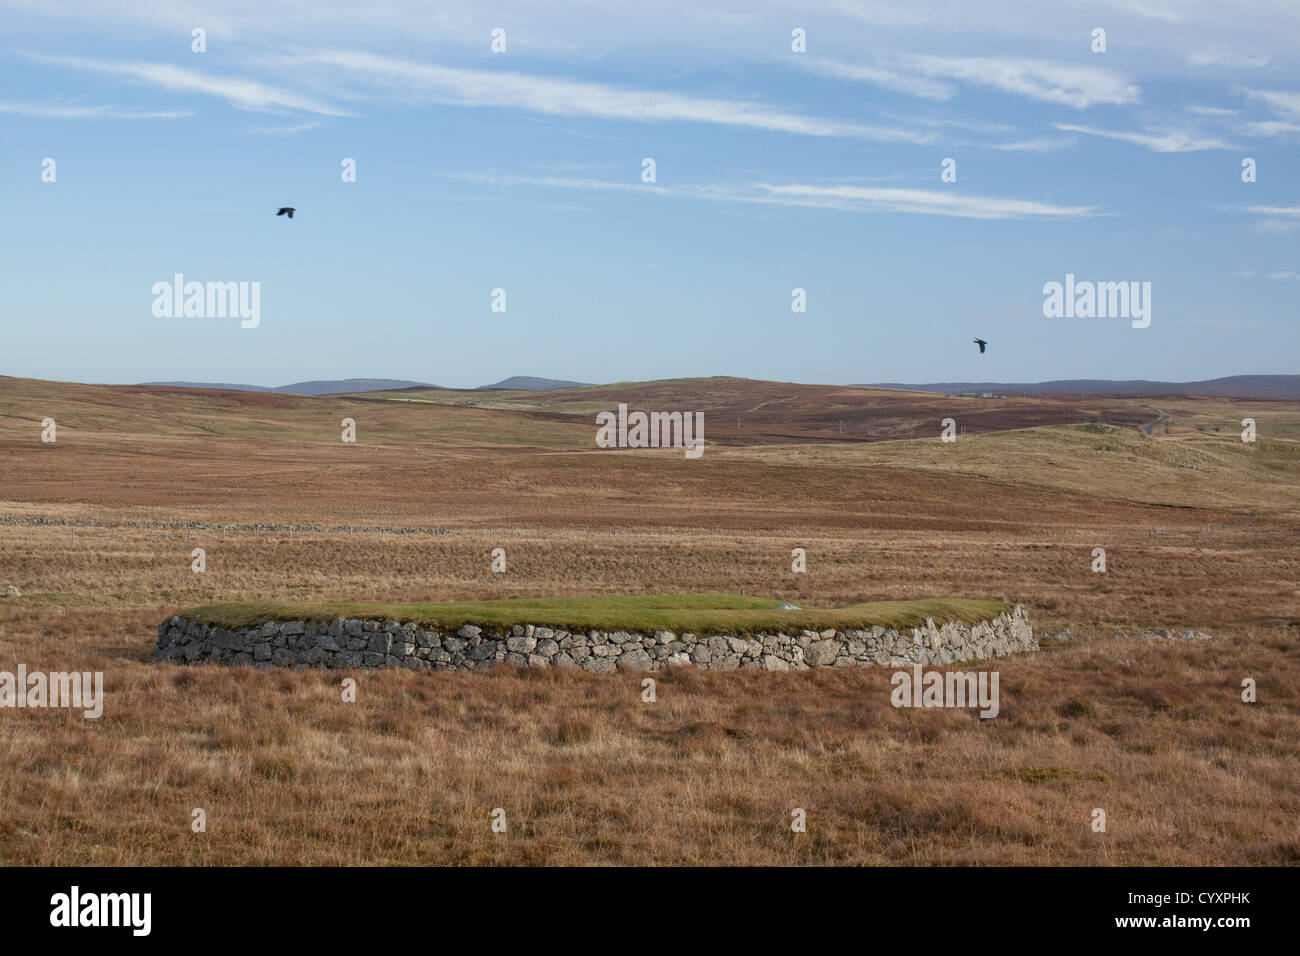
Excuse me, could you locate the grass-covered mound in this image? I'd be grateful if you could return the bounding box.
[175,594,1012,636]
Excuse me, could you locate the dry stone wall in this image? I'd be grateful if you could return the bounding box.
[153,606,1036,672]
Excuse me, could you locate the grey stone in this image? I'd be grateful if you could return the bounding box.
[212,629,245,651]
[805,639,840,666]
[617,649,654,672]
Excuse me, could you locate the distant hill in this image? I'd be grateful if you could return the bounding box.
[864,375,1300,400]
[477,376,590,390]
[140,378,438,395]
[277,379,439,395]
[141,381,272,392]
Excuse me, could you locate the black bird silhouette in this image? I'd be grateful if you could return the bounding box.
[276,207,295,219]
[973,337,987,353]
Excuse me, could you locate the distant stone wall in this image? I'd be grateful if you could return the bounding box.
[152,606,1036,672]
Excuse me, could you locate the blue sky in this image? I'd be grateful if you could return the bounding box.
[2,0,1297,388]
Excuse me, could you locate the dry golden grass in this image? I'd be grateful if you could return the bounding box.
[0,604,1294,865]
[0,376,1297,864]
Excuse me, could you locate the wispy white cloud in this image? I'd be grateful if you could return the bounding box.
[1243,88,1300,118]
[750,182,1094,219]
[1111,2,1184,24]
[876,111,1011,133]
[802,58,956,101]
[1188,51,1271,69]
[1237,90,1300,138]
[1055,122,1234,151]
[0,99,191,119]
[446,171,1096,220]
[245,120,323,134]
[1244,204,1300,217]
[1238,119,1300,137]
[1236,204,1300,233]
[903,55,1139,108]
[984,136,1075,151]
[24,53,349,116]
[271,49,935,141]
[1232,270,1256,278]
[1268,270,1300,280]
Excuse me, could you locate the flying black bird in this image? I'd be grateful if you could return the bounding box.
[973,337,987,353]
[276,207,295,219]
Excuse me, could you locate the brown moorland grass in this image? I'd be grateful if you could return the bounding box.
[0,376,1297,864]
